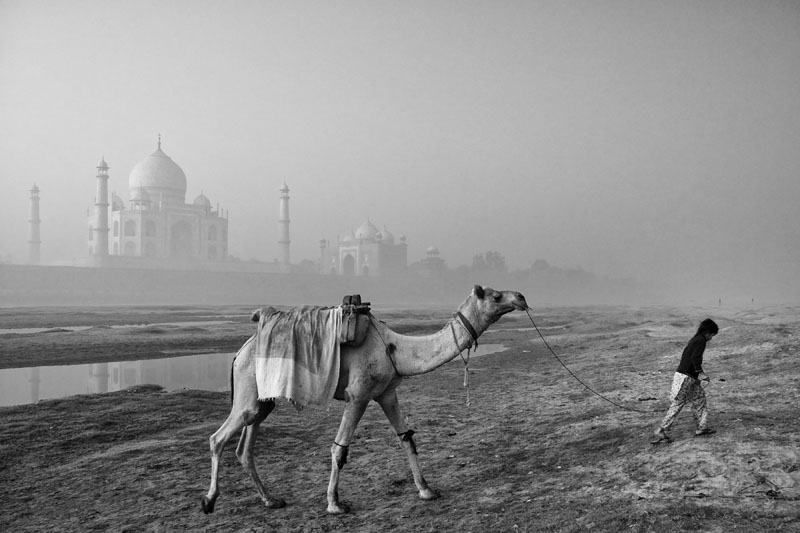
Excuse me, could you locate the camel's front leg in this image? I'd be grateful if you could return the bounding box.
[327,398,369,514]
[376,390,439,501]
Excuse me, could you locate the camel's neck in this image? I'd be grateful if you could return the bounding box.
[380,308,490,376]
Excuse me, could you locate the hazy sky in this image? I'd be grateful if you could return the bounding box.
[1,0,798,295]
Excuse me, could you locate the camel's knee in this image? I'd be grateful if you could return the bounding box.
[209,433,222,454]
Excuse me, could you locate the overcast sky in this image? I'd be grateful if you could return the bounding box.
[1,0,798,297]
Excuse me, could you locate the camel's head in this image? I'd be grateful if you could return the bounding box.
[464,284,528,326]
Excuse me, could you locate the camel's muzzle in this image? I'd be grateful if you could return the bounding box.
[512,292,528,311]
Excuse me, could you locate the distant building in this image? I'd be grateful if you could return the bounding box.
[88,137,229,264]
[412,246,447,278]
[28,183,41,264]
[320,219,408,276]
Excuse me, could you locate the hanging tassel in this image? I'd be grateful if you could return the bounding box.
[463,364,470,406]
[462,346,471,407]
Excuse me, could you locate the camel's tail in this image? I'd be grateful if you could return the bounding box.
[229,355,236,404]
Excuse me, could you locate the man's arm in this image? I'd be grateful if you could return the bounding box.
[688,337,708,380]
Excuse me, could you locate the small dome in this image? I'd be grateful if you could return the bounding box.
[381,225,395,244]
[131,187,151,204]
[111,192,125,211]
[398,234,407,243]
[128,140,187,204]
[426,246,440,256]
[193,193,211,207]
[341,232,355,243]
[354,219,380,241]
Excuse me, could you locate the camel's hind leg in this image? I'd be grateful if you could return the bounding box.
[202,340,284,514]
[234,401,286,509]
[375,390,439,500]
[201,406,249,514]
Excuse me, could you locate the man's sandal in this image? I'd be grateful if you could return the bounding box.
[651,428,672,444]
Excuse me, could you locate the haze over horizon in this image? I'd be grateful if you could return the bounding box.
[2,1,799,303]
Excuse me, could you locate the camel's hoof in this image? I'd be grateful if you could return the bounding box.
[419,488,440,500]
[327,502,351,515]
[200,496,216,514]
[265,498,286,509]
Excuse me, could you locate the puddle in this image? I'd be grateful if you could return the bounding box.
[0,352,235,407]
[0,343,509,407]
[0,320,236,335]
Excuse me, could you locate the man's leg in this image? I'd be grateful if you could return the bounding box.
[689,383,711,434]
[658,372,691,433]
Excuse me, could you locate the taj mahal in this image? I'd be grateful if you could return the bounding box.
[59,137,413,276]
[88,137,230,264]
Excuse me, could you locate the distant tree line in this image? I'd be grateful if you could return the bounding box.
[410,251,642,304]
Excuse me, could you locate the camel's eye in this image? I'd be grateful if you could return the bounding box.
[493,293,502,302]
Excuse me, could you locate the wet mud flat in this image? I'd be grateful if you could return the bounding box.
[1,305,798,531]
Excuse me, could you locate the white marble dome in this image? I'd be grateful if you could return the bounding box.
[193,193,211,207]
[128,141,187,204]
[380,226,395,243]
[354,219,380,241]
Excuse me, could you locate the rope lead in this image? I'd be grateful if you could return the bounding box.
[525,308,661,414]
[462,351,471,407]
[450,320,472,406]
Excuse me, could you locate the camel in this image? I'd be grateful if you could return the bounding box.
[201,284,528,515]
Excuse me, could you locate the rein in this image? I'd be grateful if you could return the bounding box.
[524,308,661,414]
[451,312,479,407]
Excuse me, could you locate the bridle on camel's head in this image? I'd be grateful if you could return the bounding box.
[453,311,480,349]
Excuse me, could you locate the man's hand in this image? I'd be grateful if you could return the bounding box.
[697,372,710,383]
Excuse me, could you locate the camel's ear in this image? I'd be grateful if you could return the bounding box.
[473,284,485,299]
[251,309,262,322]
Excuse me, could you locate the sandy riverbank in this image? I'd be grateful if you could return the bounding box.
[1,304,798,531]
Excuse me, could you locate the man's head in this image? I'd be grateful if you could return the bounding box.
[697,318,719,340]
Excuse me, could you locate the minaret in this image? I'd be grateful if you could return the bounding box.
[278,183,291,269]
[28,183,41,264]
[319,238,327,273]
[93,158,110,259]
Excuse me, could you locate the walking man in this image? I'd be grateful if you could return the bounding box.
[652,318,719,443]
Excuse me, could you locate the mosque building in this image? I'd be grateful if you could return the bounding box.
[319,219,408,276]
[87,137,230,266]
